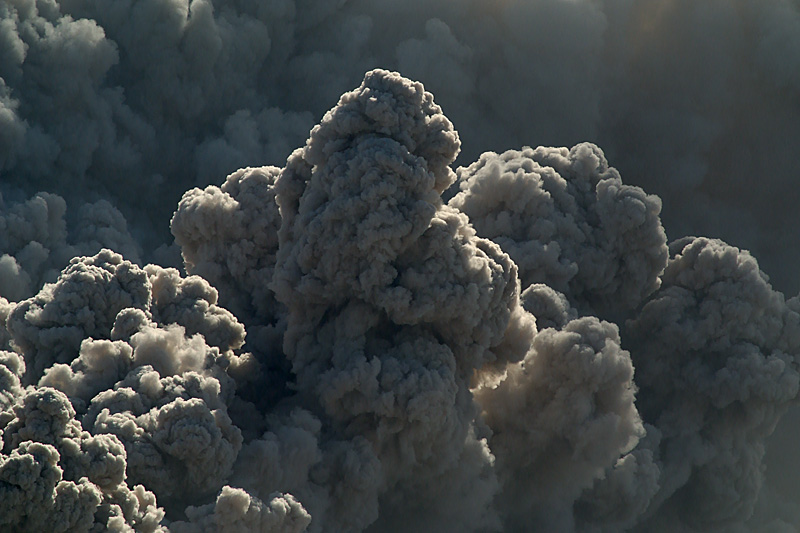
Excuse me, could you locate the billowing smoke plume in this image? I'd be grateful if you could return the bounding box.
[4,0,800,530]
[3,66,800,532]
[2,0,800,291]
[449,143,668,319]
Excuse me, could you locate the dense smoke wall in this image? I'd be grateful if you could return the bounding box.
[2,0,800,292]
[2,0,800,531]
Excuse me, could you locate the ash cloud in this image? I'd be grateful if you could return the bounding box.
[2,0,800,531]
[2,0,800,291]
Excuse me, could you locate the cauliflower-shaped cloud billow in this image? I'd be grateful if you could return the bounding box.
[625,237,800,529]
[7,249,151,384]
[0,247,256,529]
[475,316,646,531]
[451,144,668,318]
[0,387,166,532]
[261,69,531,531]
[171,165,284,333]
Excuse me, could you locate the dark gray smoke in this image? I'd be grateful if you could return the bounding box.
[2,0,800,531]
[2,0,800,291]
